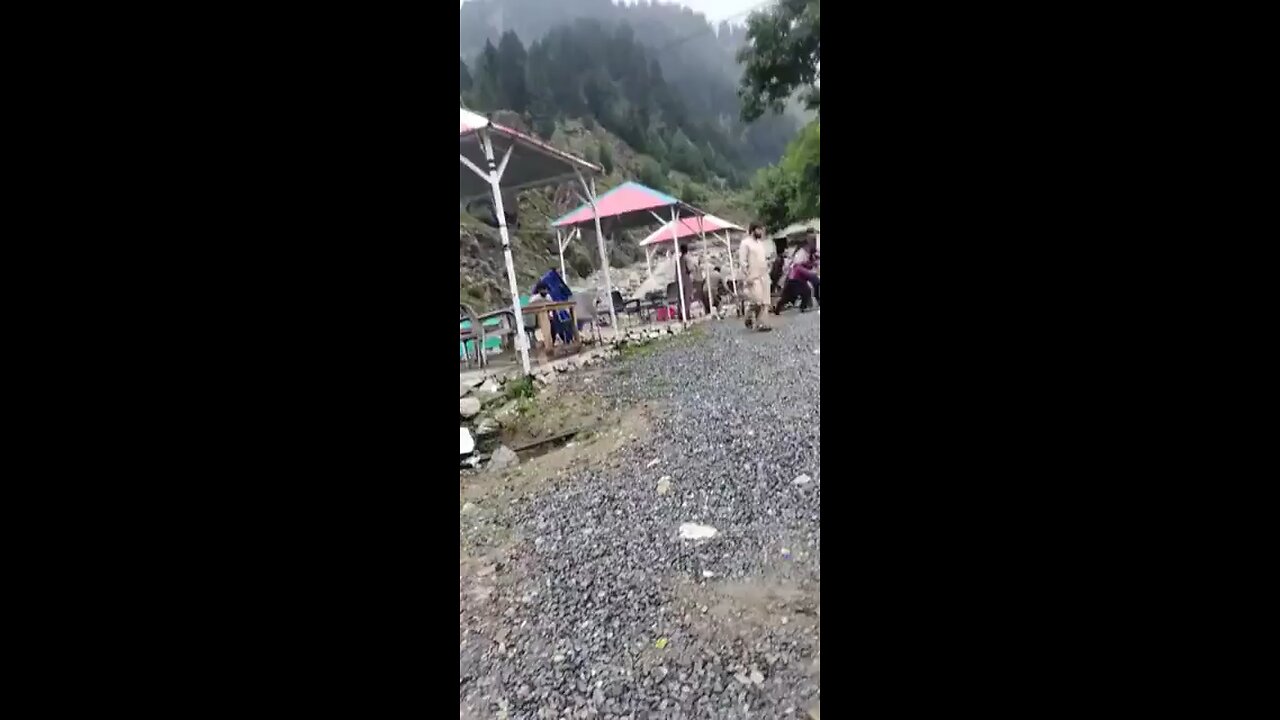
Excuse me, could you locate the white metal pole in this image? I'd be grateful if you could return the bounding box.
[645,246,653,279]
[481,130,530,375]
[557,229,566,280]
[578,173,618,334]
[669,206,687,324]
[698,219,711,315]
[724,231,737,294]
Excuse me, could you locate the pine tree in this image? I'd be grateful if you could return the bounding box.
[471,40,502,110]
[496,31,529,113]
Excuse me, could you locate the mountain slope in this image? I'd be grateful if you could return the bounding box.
[460,0,798,171]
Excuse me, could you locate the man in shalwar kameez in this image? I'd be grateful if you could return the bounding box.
[738,223,773,332]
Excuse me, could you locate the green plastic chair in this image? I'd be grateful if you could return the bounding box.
[459,317,504,358]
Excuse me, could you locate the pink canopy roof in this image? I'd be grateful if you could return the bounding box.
[638,214,744,246]
[550,181,695,230]
[459,108,601,201]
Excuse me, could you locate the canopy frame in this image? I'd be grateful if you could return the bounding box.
[460,109,602,375]
[570,172,619,333]
[553,182,706,328]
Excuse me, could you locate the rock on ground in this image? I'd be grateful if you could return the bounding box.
[460,396,482,419]
[487,444,520,471]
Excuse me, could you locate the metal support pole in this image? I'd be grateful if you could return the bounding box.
[698,218,712,315]
[669,206,687,324]
[724,231,737,295]
[577,172,618,334]
[480,130,531,375]
[557,229,566,280]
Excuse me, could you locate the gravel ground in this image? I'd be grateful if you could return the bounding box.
[461,310,821,719]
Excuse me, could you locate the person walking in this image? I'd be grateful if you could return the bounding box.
[769,237,787,295]
[773,249,818,314]
[738,223,773,332]
[679,244,709,316]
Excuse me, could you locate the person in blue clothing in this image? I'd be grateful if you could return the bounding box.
[531,268,576,344]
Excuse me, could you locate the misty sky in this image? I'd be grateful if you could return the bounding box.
[459,0,769,24]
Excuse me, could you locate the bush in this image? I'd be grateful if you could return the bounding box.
[570,252,594,278]
[637,156,667,192]
[680,181,707,206]
[598,142,614,175]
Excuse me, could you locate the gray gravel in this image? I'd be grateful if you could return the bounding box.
[461,312,821,719]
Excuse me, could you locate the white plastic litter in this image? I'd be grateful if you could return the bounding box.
[678,523,719,540]
[793,473,812,485]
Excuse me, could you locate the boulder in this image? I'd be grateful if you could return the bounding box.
[488,445,520,471]
[475,417,499,437]
[460,427,475,455]
[473,378,503,403]
[460,397,482,419]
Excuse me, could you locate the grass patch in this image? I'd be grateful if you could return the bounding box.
[619,341,660,360]
[505,376,537,401]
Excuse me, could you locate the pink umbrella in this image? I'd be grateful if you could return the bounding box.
[637,214,743,246]
[637,214,744,312]
[460,108,604,374]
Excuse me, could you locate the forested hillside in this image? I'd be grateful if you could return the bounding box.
[458,0,819,308]
[460,0,798,178]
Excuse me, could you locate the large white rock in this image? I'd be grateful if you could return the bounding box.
[460,427,475,455]
[473,379,503,403]
[460,397,482,418]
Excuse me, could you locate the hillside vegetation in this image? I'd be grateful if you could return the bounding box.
[459,0,819,309]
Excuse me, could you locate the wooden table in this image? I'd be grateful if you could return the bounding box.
[524,299,580,363]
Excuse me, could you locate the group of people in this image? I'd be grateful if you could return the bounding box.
[771,230,820,315]
[527,225,817,339]
[676,244,728,317]
[737,223,820,332]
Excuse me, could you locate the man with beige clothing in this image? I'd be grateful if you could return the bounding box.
[737,223,773,332]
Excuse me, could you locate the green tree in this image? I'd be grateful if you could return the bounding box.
[680,181,707,206]
[525,40,558,138]
[737,0,821,122]
[667,128,707,180]
[751,164,798,232]
[645,127,668,163]
[459,58,472,95]
[636,156,668,192]
[496,31,529,113]
[598,141,614,175]
[780,119,820,219]
[471,40,503,110]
